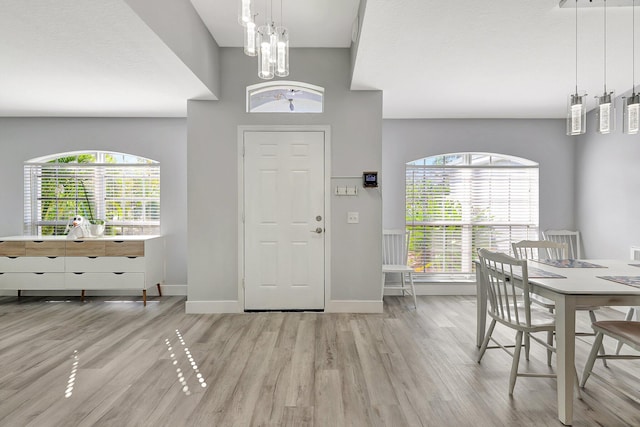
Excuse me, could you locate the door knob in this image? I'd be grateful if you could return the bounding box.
[311,227,323,234]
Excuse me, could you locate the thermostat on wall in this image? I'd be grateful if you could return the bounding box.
[363,171,378,188]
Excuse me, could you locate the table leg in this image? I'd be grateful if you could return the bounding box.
[476,267,487,348]
[555,294,576,425]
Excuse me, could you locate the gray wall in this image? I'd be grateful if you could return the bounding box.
[0,117,188,286]
[382,119,576,233]
[187,48,383,305]
[575,127,640,258]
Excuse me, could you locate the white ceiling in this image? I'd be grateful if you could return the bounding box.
[2,0,639,118]
[353,0,639,118]
[0,0,212,117]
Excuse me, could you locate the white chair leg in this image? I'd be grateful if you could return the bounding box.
[478,320,497,363]
[581,332,604,388]
[408,272,417,309]
[546,330,553,366]
[509,330,524,395]
[616,307,635,355]
[400,272,407,296]
[588,310,607,367]
[524,332,530,361]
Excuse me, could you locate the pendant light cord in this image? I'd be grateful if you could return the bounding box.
[604,0,607,93]
[634,0,636,94]
[575,0,579,95]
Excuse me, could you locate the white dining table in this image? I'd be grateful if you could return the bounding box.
[476,259,640,426]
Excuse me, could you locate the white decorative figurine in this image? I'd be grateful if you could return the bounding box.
[65,216,92,239]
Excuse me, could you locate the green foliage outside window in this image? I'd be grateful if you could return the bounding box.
[28,151,160,236]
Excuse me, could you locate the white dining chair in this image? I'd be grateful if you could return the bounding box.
[614,246,640,354]
[512,239,568,261]
[382,229,417,309]
[581,321,640,388]
[542,230,582,259]
[476,248,580,395]
[512,238,605,367]
[512,239,568,364]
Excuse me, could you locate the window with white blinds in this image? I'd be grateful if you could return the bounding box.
[406,153,538,279]
[24,151,160,236]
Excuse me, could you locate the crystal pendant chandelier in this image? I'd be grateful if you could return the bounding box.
[567,0,587,136]
[239,0,290,80]
[624,0,640,134]
[596,0,615,134]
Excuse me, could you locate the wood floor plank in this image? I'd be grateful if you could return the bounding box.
[2,295,640,426]
[284,317,316,408]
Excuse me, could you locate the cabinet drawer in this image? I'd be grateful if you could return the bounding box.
[0,241,26,257]
[0,272,65,289]
[65,241,105,257]
[65,272,144,290]
[0,256,65,273]
[25,241,66,257]
[105,240,144,257]
[66,256,145,273]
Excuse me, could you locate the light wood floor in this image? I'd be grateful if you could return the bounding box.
[1,295,640,426]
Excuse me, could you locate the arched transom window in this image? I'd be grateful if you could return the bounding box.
[246,81,324,113]
[405,152,539,279]
[24,150,160,236]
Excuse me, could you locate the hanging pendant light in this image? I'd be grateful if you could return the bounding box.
[257,24,275,79]
[275,26,289,77]
[275,0,289,77]
[596,0,615,134]
[624,0,640,134]
[567,0,587,136]
[238,0,253,26]
[241,0,291,79]
[244,17,257,57]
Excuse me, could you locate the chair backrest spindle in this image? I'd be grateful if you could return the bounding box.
[478,248,531,328]
[383,229,410,266]
[542,230,581,259]
[512,240,568,261]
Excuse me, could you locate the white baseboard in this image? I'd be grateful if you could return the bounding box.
[185,300,242,313]
[183,299,383,314]
[325,300,383,313]
[383,282,477,296]
[158,284,187,296]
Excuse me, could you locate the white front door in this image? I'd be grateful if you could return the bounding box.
[243,131,325,310]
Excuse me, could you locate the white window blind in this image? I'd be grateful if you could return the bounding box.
[24,151,160,236]
[406,153,538,278]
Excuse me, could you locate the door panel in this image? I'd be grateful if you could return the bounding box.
[244,131,325,310]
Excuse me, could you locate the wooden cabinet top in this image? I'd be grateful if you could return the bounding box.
[0,241,26,257]
[0,236,160,257]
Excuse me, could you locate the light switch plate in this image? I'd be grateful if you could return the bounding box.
[347,212,359,224]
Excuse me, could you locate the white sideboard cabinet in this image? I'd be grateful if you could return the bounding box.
[0,236,164,306]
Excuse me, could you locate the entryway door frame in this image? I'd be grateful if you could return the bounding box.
[237,125,331,311]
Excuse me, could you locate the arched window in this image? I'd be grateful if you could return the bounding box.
[406,152,539,279]
[246,81,324,113]
[24,150,160,236]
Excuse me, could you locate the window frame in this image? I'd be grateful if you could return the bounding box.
[405,152,539,281]
[246,80,324,113]
[24,150,160,236]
